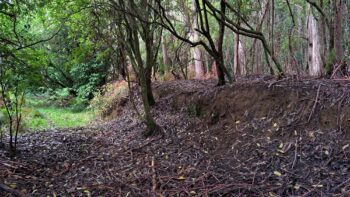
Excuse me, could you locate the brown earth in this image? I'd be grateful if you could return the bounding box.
[1,78,350,196]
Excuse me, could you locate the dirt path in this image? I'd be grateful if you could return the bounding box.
[1,79,350,196]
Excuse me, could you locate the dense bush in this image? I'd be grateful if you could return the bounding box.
[70,62,108,100]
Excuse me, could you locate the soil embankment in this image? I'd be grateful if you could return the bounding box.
[1,78,350,196]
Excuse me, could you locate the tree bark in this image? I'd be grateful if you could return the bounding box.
[192,0,205,79]
[215,55,226,86]
[307,13,323,76]
[334,0,343,64]
[161,35,171,68]
[233,32,240,76]
[233,32,247,76]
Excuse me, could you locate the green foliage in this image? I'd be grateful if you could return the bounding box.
[325,49,336,73]
[89,81,128,118]
[70,97,89,113]
[52,88,71,100]
[24,109,48,130]
[70,62,107,99]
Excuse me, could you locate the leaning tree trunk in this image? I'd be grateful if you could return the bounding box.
[307,13,323,77]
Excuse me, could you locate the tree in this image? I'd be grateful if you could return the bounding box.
[190,0,205,79]
[0,0,92,151]
[156,0,233,85]
[307,10,323,76]
[305,0,346,75]
[106,0,162,136]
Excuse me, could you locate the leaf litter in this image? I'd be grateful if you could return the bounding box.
[1,78,350,196]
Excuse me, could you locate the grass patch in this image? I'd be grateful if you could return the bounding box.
[23,107,95,130]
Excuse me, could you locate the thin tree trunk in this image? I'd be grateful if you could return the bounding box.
[271,0,275,57]
[145,71,155,106]
[233,32,240,75]
[319,0,327,68]
[252,0,269,74]
[139,67,160,137]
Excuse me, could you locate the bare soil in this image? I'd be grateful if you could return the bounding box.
[2,78,350,196]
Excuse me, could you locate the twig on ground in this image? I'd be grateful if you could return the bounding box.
[0,183,27,197]
[308,84,322,122]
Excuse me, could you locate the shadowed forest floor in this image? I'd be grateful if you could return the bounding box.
[2,78,350,196]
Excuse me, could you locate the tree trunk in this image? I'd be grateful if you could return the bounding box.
[161,35,171,68]
[252,0,269,74]
[215,55,226,86]
[253,42,263,74]
[139,68,160,137]
[308,13,323,76]
[233,33,247,76]
[271,0,275,58]
[192,0,204,79]
[319,0,327,69]
[238,39,247,75]
[334,0,343,64]
[233,32,240,76]
[145,70,155,106]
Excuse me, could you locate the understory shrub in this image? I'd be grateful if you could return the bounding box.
[90,81,128,119]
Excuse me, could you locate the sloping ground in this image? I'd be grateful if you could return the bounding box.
[2,78,350,196]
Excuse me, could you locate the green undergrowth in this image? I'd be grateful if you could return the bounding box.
[20,81,128,131]
[23,107,95,130]
[22,95,96,130]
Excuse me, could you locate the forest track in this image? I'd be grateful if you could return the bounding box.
[2,78,350,196]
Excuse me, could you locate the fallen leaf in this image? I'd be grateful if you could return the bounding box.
[274,171,282,177]
[9,183,16,189]
[278,143,284,149]
[294,183,301,190]
[84,190,91,197]
[177,176,186,181]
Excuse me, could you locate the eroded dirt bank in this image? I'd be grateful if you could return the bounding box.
[2,79,350,196]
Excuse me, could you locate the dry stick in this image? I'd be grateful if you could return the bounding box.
[308,84,322,123]
[291,140,298,169]
[151,156,157,192]
[268,77,289,88]
[330,57,347,79]
[333,178,350,191]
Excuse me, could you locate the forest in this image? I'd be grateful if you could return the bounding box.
[0,0,350,196]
